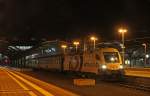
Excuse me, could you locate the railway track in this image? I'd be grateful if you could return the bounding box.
[95,75,150,92]
[116,76,150,92]
[118,82,150,92]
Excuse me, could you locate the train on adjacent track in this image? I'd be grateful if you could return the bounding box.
[25,41,124,78]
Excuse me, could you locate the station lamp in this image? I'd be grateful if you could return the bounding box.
[73,41,80,52]
[90,36,98,50]
[118,28,127,65]
[61,45,67,53]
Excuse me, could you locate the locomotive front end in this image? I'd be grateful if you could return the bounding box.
[99,48,124,77]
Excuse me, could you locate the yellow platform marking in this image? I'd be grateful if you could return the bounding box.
[5,70,37,96]
[14,70,79,96]
[7,70,54,96]
[0,89,32,93]
[1,67,79,96]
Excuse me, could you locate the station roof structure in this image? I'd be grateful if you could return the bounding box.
[0,39,69,59]
[0,39,40,59]
[0,37,150,60]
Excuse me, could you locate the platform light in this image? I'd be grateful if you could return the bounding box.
[61,45,67,53]
[118,28,127,66]
[61,45,67,49]
[146,54,149,58]
[102,65,107,69]
[73,41,79,45]
[90,36,98,50]
[16,46,32,50]
[73,41,80,52]
[125,60,130,65]
[118,28,127,33]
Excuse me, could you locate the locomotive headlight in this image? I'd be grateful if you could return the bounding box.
[119,65,123,69]
[102,65,107,69]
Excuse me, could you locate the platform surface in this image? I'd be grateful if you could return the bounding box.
[125,68,150,78]
[0,67,78,96]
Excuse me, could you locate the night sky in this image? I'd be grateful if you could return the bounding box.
[3,0,150,41]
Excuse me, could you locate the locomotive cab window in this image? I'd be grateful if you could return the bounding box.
[103,52,119,63]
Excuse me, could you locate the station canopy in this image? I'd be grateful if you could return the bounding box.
[0,40,40,59]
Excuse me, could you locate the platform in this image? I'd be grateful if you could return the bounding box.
[0,69,31,96]
[125,68,150,78]
[0,67,78,96]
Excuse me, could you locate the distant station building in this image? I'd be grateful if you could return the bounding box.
[29,40,68,57]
